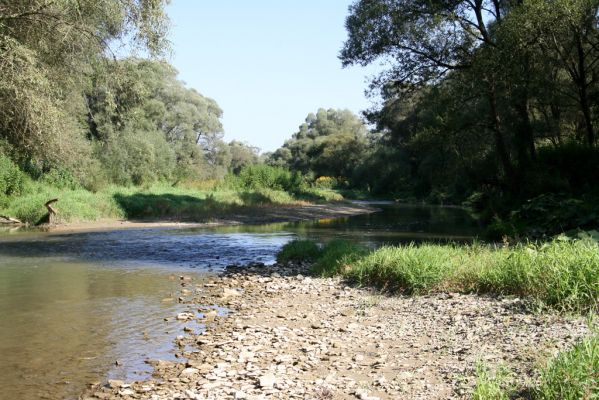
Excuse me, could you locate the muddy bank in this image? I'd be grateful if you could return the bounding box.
[84,262,590,400]
[28,202,378,234]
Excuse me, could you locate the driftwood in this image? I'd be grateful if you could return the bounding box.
[44,198,59,225]
[0,215,23,224]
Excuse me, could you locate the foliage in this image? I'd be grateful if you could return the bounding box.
[0,153,27,207]
[226,165,305,193]
[228,141,260,174]
[314,176,338,189]
[269,108,369,180]
[0,0,170,169]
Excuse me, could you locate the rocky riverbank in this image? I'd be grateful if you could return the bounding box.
[83,262,590,400]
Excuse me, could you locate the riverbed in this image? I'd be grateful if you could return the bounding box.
[0,204,481,399]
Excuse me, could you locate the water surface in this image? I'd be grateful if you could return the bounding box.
[0,203,481,399]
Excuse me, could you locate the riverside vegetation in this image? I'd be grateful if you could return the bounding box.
[0,161,342,225]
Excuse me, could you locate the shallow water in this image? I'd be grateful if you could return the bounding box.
[0,204,481,399]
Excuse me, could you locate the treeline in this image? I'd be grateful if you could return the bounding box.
[267,1,599,235]
[0,0,260,197]
[340,0,599,202]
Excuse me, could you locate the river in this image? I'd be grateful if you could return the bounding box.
[0,203,481,400]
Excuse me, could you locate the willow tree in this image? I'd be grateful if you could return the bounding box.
[0,0,170,168]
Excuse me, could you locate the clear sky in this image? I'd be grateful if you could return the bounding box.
[165,1,378,153]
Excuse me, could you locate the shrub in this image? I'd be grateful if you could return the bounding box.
[314,176,337,189]
[232,165,305,193]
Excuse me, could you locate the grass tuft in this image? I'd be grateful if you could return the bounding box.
[535,334,599,399]
[311,240,369,277]
[276,240,322,263]
[472,362,512,400]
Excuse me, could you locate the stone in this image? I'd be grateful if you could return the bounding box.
[222,288,242,298]
[258,373,276,389]
[180,367,199,376]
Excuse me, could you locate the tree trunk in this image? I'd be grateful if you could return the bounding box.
[576,38,595,146]
[487,83,515,181]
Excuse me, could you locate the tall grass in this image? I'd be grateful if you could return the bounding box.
[311,240,369,277]
[277,240,322,263]
[279,239,599,313]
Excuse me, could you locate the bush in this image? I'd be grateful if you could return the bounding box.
[231,165,305,193]
[314,176,337,189]
[41,168,80,190]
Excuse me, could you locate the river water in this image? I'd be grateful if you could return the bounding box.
[0,203,481,400]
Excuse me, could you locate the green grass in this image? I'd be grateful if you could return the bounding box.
[472,334,598,399]
[311,240,369,277]
[535,334,598,399]
[278,239,599,313]
[277,240,322,263]
[0,181,311,225]
[472,363,512,400]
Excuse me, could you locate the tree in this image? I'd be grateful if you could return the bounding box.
[0,0,170,168]
[340,0,522,178]
[269,109,368,179]
[86,58,225,184]
[228,141,260,174]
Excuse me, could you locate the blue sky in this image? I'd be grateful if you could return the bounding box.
[166,1,379,152]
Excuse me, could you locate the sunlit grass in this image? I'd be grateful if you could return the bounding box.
[0,181,333,224]
[279,239,599,313]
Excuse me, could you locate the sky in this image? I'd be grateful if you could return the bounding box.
[165,1,379,153]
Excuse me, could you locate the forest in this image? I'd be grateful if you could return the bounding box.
[1,0,599,238]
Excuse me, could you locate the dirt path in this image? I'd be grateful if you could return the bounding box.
[85,262,589,400]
